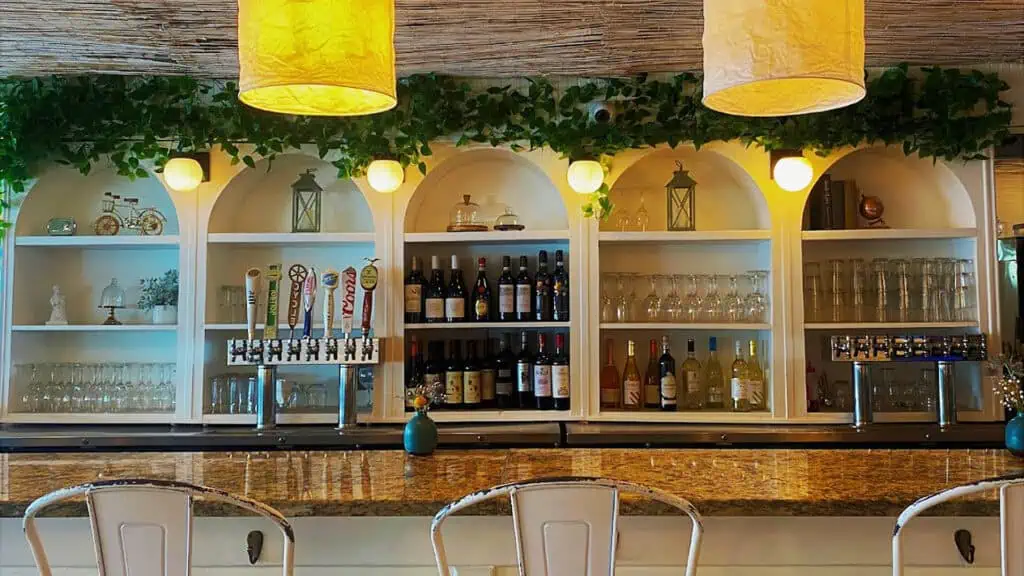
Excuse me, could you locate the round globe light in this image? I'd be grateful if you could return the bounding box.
[773,156,814,192]
[367,159,404,193]
[163,157,204,192]
[567,159,604,195]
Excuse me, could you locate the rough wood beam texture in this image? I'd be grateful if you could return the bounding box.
[0,0,1021,78]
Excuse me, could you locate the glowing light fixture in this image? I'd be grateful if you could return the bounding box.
[237,0,397,117]
[367,159,404,193]
[702,0,866,116]
[163,157,204,192]
[771,150,814,192]
[567,159,604,194]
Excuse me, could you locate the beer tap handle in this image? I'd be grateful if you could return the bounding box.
[245,268,262,341]
[341,267,357,340]
[287,264,308,340]
[264,264,282,340]
[322,270,339,338]
[302,268,317,339]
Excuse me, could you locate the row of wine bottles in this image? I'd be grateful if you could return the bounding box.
[601,337,769,412]
[404,251,569,323]
[405,332,570,411]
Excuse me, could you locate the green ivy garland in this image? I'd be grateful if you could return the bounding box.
[0,64,1012,222]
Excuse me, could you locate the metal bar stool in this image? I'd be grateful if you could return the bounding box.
[431,476,703,576]
[23,478,295,576]
[893,474,1024,576]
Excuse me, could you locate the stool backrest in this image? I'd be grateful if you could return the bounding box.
[893,474,1024,576]
[431,477,702,576]
[23,478,294,576]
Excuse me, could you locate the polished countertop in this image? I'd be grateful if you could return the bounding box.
[3,448,1022,518]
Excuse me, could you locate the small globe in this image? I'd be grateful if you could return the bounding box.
[859,195,885,220]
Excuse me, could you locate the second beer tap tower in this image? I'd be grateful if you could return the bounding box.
[228,260,381,430]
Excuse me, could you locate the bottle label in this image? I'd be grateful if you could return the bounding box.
[660,374,677,405]
[425,298,444,320]
[517,362,532,392]
[748,377,764,408]
[645,381,660,406]
[445,297,465,320]
[686,370,700,394]
[463,371,481,404]
[708,384,723,404]
[552,366,570,399]
[731,377,749,400]
[474,297,489,319]
[446,372,464,403]
[516,285,531,313]
[497,368,513,396]
[481,369,496,401]
[404,285,422,314]
[534,365,552,397]
[624,376,642,407]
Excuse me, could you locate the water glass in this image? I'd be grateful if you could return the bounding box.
[14,361,176,414]
[805,262,823,322]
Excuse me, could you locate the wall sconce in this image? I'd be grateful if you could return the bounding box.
[770,149,814,192]
[567,158,604,194]
[367,159,404,193]
[163,152,210,192]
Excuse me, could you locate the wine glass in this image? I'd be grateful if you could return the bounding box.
[69,363,85,413]
[614,274,630,323]
[642,275,662,322]
[683,274,701,323]
[700,274,723,322]
[635,190,650,232]
[724,274,745,323]
[664,274,684,322]
[601,273,618,323]
[745,270,768,323]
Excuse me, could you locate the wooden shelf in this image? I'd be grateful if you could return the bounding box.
[404,230,569,243]
[12,324,178,332]
[593,410,773,423]
[202,413,364,425]
[3,412,176,424]
[405,322,570,330]
[599,230,770,243]
[804,321,977,330]
[601,323,771,331]
[15,235,180,248]
[429,409,576,423]
[207,232,375,245]
[801,228,977,241]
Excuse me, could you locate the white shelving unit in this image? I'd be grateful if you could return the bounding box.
[599,230,771,243]
[208,232,375,245]
[804,322,979,330]
[405,230,569,244]
[12,324,178,332]
[406,322,571,330]
[16,235,181,248]
[601,323,772,331]
[801,228,978,241]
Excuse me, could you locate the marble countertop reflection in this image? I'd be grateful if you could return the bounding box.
[3,448,1022,517]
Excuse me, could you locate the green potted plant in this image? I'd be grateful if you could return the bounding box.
[139,269,179,325]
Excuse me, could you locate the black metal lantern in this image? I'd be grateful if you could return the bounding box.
[666,161,697,231]
[291,169,322,233]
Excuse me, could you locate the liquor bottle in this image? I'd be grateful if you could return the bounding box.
[405,336,425,411]
[472,257,491,322]
[533,333,553,409]
[425,255,446,324]
[599,339,622,409]
[552,333,570,411]
[446,255,467,323]
[404,256,426,324]
[515,255,533,321]
[480,339,497,409]
[534,250,552,321]
[424,341,445,409]
[622,340,642,410]
[552,250,570,322]
[731,340,751,412]
[498,256,516,322]
[643,339,660,409]
[705,337,725,409]
[680,338,702,411]
[495,333,516,409]
[516,331,534,408]
[463,340,482,409]
[444,340,464,409]
[747,340,765,411]
[658,336,676,412]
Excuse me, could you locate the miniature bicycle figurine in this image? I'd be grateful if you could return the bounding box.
[93,192,166,236]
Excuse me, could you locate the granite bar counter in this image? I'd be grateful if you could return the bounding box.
[3,448,1023,518]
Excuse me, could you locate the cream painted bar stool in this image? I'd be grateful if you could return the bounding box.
[431,477,703,576]
[893,474,1024,576]
[23,478,295,576]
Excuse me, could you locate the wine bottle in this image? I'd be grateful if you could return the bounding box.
[658,336,676,413]
[643,339,660,409]
[472,257,491,322]
[534,250,552,321]
[516,331,534,408]
[424,341,445,409]
[599,339,622,409]
[731,340,751,412]
[498,256,516,322]
[747,340,765,411]
[404,256,426,324]
[552,333,570,411]
[515,255,533,321]
[533,333,553,409]
[463,340,482,409]
[495,333,515,408]
[444,340,464,409]
[705,337,725,409]
[622,340,642,410]
[425,256,446,324]
[445,254,467,323]
[480,339,497,409]
[552,250,570,322]
[679,338,702,411]
[406,336,425,411]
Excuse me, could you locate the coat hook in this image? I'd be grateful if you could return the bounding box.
[954,529,975,564]
[247,530,264,565]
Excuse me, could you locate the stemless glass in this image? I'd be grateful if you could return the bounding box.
[849,259,867,322]
[917,368,937,413]
[891,259,911,323]
[805,262,823,323]
[955,258,974,321]
[683,274,701,323]
[872,258,890,323]
[724,274,745,323]
[82,364,99,413]
[827,259,846,322]
[642,275,662,322]
[69,363,85,413]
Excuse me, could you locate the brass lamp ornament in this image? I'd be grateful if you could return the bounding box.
[666,161,697,231]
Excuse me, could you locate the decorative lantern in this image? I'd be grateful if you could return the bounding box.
[702,0,866,116]
[666,161,697,231]
[291,169,322,233]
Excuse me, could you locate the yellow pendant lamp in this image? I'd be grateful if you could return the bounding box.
[237,0,397,116]
[702,0,866,117]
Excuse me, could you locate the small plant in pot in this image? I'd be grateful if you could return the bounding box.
[991,354,1024,456]
[139,269,179,325]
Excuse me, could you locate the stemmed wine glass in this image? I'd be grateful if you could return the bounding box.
[724,275,745,323]
[700,274,723,322]
[746,270,768,323]
[683,274,701,323]
[635,190,650,232]
[664,274,684,322]
[642,274,662,322]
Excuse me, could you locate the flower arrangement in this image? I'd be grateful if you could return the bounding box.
[406,378,446,414]
[990,355,1024,414]
[138,269,179,310]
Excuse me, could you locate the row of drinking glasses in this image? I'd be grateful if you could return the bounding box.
[15,362,176,414]
[600,272,769,323]
[809,368,937,414]
[208,374,330,415]
[805,258,975,323]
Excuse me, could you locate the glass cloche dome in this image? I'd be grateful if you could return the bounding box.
[447,194,488,232]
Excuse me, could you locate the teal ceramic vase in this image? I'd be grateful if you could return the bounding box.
[1007,413,1024,457]
[404,411,438,456]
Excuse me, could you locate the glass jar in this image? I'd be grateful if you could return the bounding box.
[493,207,525,231]
[447,194,488,232]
